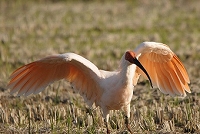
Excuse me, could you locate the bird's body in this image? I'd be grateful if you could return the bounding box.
[7,42,190,133]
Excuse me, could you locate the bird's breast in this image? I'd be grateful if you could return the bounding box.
[99,66,135,110]
[102,85,134,110]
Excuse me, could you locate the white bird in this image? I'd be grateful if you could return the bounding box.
[7,42,190,133]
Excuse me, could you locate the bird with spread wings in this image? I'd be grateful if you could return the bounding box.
[7,42,190,133]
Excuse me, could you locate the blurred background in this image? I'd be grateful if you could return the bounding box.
[0,0,200,133]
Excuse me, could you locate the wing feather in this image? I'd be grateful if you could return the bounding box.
[134,42,190,97]
[172,55,190,83]
[9,64,36,86]
[9,64,34,80]
[9,65,40,94]
[160,62,182,95]
[7,53,103,105]
[162,62,184,95]
[157,64,172,95]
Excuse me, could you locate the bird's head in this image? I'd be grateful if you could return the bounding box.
[125,51,153,88]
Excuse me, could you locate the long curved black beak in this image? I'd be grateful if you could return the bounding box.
[132,58,153,88]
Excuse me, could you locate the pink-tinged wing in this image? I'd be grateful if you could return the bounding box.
[134,42,190,97]
[7,53,103,105]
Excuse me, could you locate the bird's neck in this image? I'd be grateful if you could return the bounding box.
[119,58,136,86]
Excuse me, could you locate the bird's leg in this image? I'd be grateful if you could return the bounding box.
[85,107,95,124]
[125,115,133,134]
[104,119,110,134]
[103,108,110,134]
[123,104,133,134]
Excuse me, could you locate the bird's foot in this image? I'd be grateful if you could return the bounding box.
[125,116,133,134]
[106,128,111,134]
[104,119,111,134]
[126,124,133,134]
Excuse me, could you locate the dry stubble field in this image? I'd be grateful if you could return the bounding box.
[0,0,200,133]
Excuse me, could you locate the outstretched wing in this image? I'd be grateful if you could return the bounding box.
[134,42,190,97]
[7,53,103,105]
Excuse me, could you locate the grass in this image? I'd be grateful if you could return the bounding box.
[0,0,200,133]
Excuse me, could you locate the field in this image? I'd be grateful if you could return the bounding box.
[0,0,200,133]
